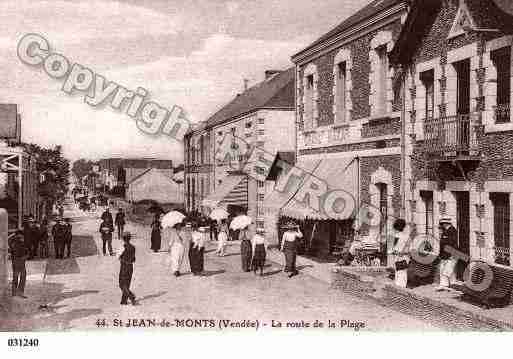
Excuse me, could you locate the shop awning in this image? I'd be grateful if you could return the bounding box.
[264,156,358,220]
[201,174,247,208]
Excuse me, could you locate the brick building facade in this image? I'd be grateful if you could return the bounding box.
[390,0,513,267]
[273,0,409,260]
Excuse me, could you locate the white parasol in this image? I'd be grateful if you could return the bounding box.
[209,208,229,221]
[229,214,252,230]
[161,210,186,228]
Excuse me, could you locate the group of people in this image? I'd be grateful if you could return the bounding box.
[389,216,459,291]
[8,214,74,298]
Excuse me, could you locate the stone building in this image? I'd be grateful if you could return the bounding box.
[390,0,513,268]
[264,0,409,260]
[184,68,296,233]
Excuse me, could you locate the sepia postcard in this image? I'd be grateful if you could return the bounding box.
[2,0,513,355]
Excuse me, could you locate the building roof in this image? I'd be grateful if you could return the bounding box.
[205,67,295,129]
[390,0,513,65]
[128,167,177,185]
[293,0,406,60]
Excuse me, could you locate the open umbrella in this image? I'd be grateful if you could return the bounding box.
[230,214,252,230]
[161,210,186,228]
[209,207,229,221]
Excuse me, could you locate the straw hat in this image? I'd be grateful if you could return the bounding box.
[439,216,452,224]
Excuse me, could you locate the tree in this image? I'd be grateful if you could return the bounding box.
[21,143,71,205]
[72,158,98,179]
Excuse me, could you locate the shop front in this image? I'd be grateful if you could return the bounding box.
[264,156,359,261]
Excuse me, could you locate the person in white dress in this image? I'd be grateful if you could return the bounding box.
[214,219,229,256]
[389,219,410,288]
[168,222,186,277]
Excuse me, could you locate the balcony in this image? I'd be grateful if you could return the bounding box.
[494,103,511,124]
[302,125,350,147]
[423,114,479,160]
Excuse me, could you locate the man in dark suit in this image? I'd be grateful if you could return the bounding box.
[99,218,114,256]
[24,217,39,260]
[119,232,137,305]
[8,230,29,298]
[114,208,126,240]
[52,218,67,259]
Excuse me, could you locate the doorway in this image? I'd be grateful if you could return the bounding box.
[455,191,470,279]
[491,193,510,266]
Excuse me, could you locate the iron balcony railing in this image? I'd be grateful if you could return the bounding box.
[423,114,478,156]
[494,103,511,124]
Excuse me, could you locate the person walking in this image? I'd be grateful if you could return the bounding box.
[189,223,205,275]
[168,222,186,277]
[251,228,268,276]
[150,214,162,252]
[8,230,29,298]
[119,232,137,305]
[115,208,126,240]
[437,216,458,291]
[180,222,192,273]
[390,219,410,288]
[24,217,38,260]
[99,218,115,256]
[281,222,303,278]
[240,226,252,272]
[214,219,228,256]
[52,218,67,259]
[101,207,113,224]
[64,218,73,258]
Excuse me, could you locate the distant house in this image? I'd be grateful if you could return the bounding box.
[126,167,183,204]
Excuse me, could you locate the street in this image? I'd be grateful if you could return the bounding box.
[0,203,439,331]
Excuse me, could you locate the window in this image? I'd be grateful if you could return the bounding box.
[256,221,264,229]
[257,206,264,217]
[191,178,196,210]
[376,45,388,116]
[257,180,264,188]
[258,118,265,124]
[492,46,511,123]
[336,61,347,123]
[187,178,191,210]
[200,136,204,164]
[491,193,510,266]
[420,191,434,235]
[420,70,435,119]
[304,74,315,128]
[258,129,265,136]
[245,122,252,128]
[258,194,265,201]
[377,183,388,238]
[218,131,223,137]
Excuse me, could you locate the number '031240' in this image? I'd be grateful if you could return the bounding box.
[7,338,39,347]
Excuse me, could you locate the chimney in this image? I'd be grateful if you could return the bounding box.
[265,70,281,79]
[243,79,249,91]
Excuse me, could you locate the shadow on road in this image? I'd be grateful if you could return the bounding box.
[137,291,168,303]
[0,281,102,331]
[262,269,283,277]
[201,269,226,277]
[45,235,99,275]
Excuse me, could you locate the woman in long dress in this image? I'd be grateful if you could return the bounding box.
[180,222,192,273]
[251,228,268,276]
[168,222,185,277]
[239,226,252,272]
[150,214,162,252]
[281,222,303,278]
[214,219,228,256]
[189,224,205,275]
[390,218,410,288]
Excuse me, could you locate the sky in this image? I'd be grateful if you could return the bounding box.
[0,0,371,163]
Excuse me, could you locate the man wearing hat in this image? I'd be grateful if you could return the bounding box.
[437,216,458,291]
[52,217,68,259]
[8,230,29,298]
[119,232,137,305]
[24,217,39,260]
